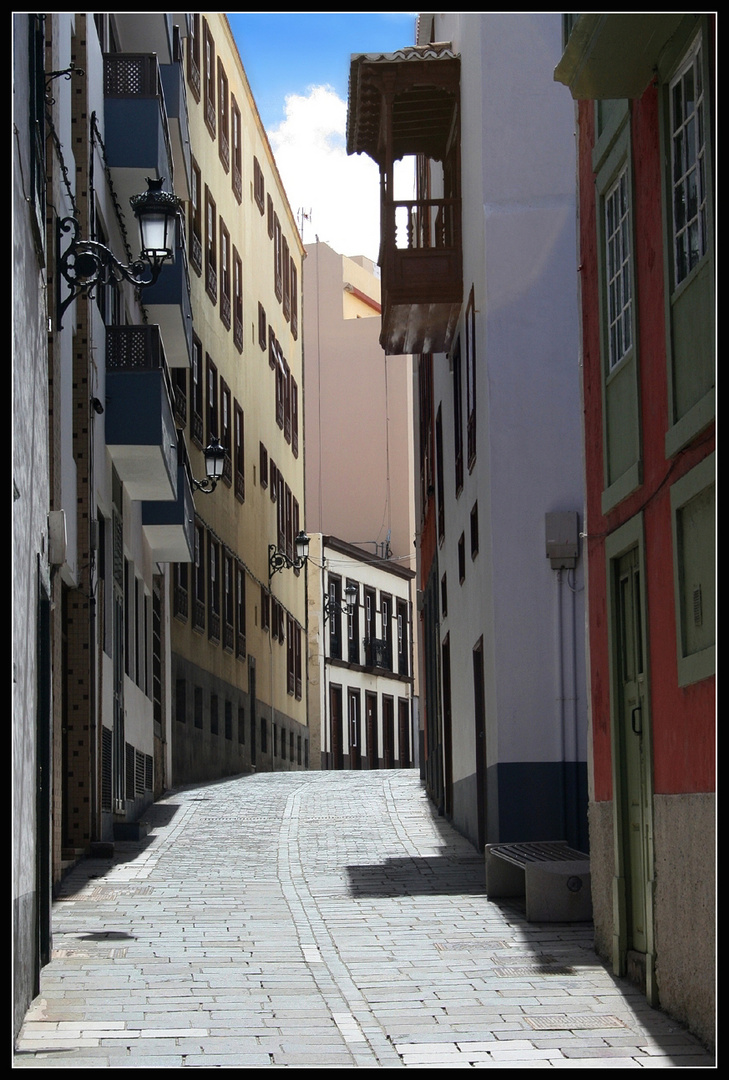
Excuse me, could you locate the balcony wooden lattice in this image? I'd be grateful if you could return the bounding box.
[347,46,462,355]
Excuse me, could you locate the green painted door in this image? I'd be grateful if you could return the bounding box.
[616,548,649,955]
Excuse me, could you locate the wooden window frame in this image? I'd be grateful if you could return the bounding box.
[233,247,243,352]
[231,94,242,202]
[217,58,229,172]
[234,401,245,502]
[205,186,217,303]
[203,18,216,138]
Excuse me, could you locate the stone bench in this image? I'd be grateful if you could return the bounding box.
[485,840,592,922]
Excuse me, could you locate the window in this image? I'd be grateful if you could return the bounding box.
[267,193,274,238]
[440,574,448,618]
[238,705,245,744]
[670,35,708,286]
[231,95,242,201]
[277,472,286,552]
[218,59,229,171]
[258,303,267,351]
[670,453,715,685]
[193,521,205,630]
[458,532,466,584]
[273,213,283,301]
[259,442,268,489]
[254,156,265,214]
[208,535,220,642]
[225,700,233,741]
[329,577,342,660]
[605,166,633,370]
[189,158,202,275]
[291,378,299,458]
[452,335,463,496]
[381,594,392,669]
[276,348,286,429]
[28,14,46,254]
[220,379,232,483]
[348,581,360,665]
[660,21,714,455]
[187,13,201,101]
[173,560,188,621]
[194,685,203,728]
[285,484,293,562]
[282,235,291,321]
[470,501,479,559]
[436,405,445,542]
[290,258,299,339]
[397,600,409,677]
[219,220,231,328]
[283,358,291,442]
[287,614,295,695]
[205,187,217,302]
[236,563,246,658]
[206,355,218,442]
[269,325,277,370]
[261,585,270,632]
[465,287,477,469]
[191,335,204,447]
[594,107,641,512]
[233,248,243,352]
[203,18,216,137]
[223,550,234,651]
[235,403,246,503]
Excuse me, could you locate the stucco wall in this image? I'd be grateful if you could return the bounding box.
[587,799,614,963]
[653,792,715,1051]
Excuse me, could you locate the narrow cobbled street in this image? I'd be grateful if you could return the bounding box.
[14,771,713,1068]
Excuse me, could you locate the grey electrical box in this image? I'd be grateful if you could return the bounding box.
[545,512,579,569]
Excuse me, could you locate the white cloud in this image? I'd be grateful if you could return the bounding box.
[267,85,382,264]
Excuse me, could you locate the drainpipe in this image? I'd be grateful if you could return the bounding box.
[555,567,567,843]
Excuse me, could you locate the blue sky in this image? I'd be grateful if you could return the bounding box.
[226,13,419,262]
[228,13,417,129]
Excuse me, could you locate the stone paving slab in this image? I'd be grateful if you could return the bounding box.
[14,771,715,1068]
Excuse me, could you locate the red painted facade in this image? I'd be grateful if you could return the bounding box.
[578,91,715,804]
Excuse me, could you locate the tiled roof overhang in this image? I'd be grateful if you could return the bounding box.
[347,45,460,165]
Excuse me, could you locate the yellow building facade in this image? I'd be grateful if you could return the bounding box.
[171,15,308,779]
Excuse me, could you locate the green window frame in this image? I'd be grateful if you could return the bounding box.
[658,16,715,458]
[594,105,642,513]
[670,453,715,686]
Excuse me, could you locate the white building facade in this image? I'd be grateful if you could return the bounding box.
[348,13,587,850]
[307,534,416,772]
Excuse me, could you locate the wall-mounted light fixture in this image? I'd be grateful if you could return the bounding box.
[190,437,226,495]
[324,582,358,623]
[56,176,181,328]
[269,531,310,581]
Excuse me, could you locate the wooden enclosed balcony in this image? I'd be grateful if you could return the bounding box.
[347,45,462,355]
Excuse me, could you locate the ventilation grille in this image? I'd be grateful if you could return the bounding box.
[101,727,112,813]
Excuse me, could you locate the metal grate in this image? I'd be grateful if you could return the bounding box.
[125,742,135,799]
[135,749,146,796]
[525,1014,625,1030]
[101,726,113,813]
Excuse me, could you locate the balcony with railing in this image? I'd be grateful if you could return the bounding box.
[103,53,175,220]
[105,324,178,502]
[142,451,195,562]
[363,637,392,671]
[347,45,462,355]
[142,224,193,370]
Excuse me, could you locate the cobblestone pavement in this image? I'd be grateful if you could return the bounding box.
[14,770,714,1068]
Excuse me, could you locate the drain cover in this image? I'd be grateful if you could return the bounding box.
[524,1014,625,1030]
